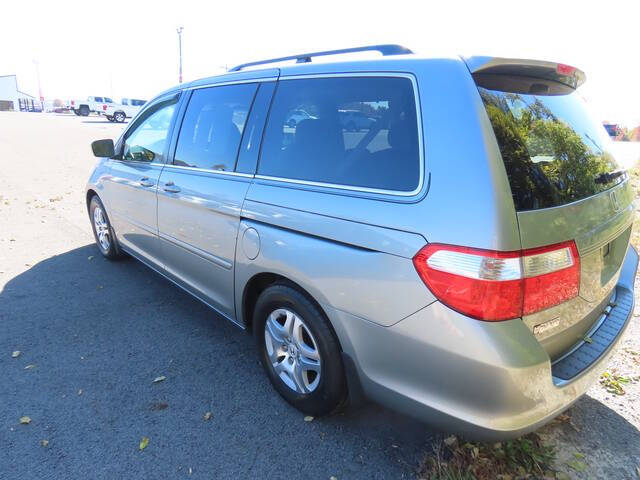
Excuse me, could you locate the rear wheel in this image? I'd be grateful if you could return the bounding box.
[106,115,114,122]
[253,284,347,416]
[114,111,126,123]
[73,109,80,116]
[79,105,90,116]
[89,195,124,260]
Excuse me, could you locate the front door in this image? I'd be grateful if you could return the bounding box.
[103,93,180,267]
[157,82,262,320]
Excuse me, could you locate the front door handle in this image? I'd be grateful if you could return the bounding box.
[163,181,181,193]
[138,177,155,187]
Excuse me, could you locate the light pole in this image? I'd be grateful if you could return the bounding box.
[176,27,184,84]
[33,59,43,110]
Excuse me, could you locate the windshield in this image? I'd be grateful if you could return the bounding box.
[477,80,623,211]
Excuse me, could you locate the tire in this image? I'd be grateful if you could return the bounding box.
[106,116,114,122]
[73,109,80,116]
[88,195,125,260]
[79,105,90,116]
[114,111,126,123]
[253,283,347,416]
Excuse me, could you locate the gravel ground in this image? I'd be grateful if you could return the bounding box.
[1,112,639,479]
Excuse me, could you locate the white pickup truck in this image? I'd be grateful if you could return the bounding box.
[69,96,115,116]
[103,98,147,123]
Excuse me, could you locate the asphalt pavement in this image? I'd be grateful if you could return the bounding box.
[0,112,436,479]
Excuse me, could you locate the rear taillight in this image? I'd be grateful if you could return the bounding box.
[102,104,107,111]
[413,241,580,321]
[71,100,75,106]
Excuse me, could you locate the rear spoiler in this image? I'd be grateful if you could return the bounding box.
[463,56,586,90]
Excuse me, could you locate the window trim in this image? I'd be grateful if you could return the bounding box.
[256,72,425,197]
[165,78,277,177]
[112,92,182,166]
[169,81,259,174]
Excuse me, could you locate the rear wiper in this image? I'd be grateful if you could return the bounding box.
[594,170,625,184]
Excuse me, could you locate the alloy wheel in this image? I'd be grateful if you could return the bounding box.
[264,308,321,393]
[93,206,111,251]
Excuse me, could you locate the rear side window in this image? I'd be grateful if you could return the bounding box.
[476,75,623,211]
[174,83,257,171]
[94,97,103,102]
[258,76,420,192]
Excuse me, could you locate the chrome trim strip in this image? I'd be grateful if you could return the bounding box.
[186,77,277,91]
[158,232,233,270]
[162,163,254,178]
[257,72,425,197]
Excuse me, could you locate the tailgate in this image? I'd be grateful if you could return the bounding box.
[469,57,635,359]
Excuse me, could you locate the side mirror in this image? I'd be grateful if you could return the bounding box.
[91,139,115,158]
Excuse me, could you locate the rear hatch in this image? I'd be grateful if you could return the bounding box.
[467,57,635,360]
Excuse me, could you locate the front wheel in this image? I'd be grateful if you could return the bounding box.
[79,105,90,116]
[89,195,125,260]
[253,284,347,416]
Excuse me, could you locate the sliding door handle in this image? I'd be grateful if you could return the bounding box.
[138,177,155,187]
[163,181,181,193]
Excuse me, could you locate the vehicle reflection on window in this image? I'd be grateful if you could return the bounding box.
[479,88,622,211]
[122,103,176,163]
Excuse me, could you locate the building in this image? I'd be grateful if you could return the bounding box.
[0,74,38,111]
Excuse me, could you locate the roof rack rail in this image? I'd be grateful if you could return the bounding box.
[228,44,413,72]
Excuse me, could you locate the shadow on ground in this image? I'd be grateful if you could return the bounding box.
[540,395,640,479]
[0,245,433,479]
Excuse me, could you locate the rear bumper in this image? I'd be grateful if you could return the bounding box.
[329,245,638,440]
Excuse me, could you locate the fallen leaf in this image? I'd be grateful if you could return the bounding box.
[41,440,49,447]
[568,460,587,472]
[19,416,31,425]
[12,351,20,358]
[303,416,314,422]
[153,376,166,384]
[139,436,149,451]
[204,412,212,421]
[443,435,457,446]
[24,364,36,370]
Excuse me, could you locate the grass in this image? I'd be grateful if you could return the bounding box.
[419,433,558,480]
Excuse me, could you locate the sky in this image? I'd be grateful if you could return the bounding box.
[2,0,639,126]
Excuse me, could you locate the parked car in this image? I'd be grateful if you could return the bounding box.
[285,108,315,127]
[339,109,376,131]
[70,96,114,116]
[85,45,638,440]
[104,98,147,123]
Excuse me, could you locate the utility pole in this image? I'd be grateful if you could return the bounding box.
[176,27,184,83]
[33,59,43,110]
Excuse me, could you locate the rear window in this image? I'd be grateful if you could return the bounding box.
[258,76,420,192]
[477,75,624,211]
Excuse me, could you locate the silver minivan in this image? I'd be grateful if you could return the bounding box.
[86,45,638,439]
